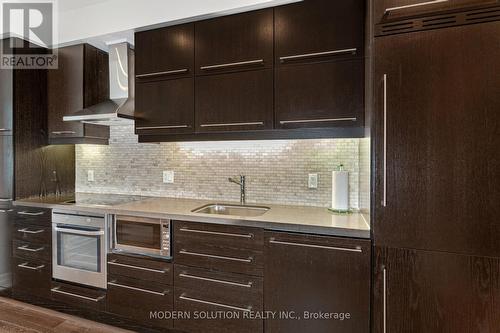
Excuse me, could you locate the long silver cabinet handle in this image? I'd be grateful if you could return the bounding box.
[17,211,44,216]
[0,198,13,202]
[136,125,189,130]
[136,68,188,78]
[179,250,253,263]
[269,239,362,253]
[280,48,357,62]
[107,260,169,273]
[385,0,448,14]
[200,59,264,71]
[17,245,45,252]
[51,131,76,135]
[382,74,388,207]
[54,227,104,237]
[179,294,252,313]
[0,209,13,213]
[0,128,11,132]
[17,262,45,270]
[17,228,45,234]
[383,267,387,333]
[108,281,168,296]
[200,122,264,128]
[179,227,253,239]
[280,117,357,125]
[51,287,105,302]
[179,273,253,288]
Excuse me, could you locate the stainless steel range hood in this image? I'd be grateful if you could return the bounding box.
[63,42,135,126]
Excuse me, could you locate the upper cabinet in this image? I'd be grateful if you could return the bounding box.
[48,44,110,144]
[0,67,13,136]
[274,0,365,129]
[374,0,499,25]
[135,24,194,135]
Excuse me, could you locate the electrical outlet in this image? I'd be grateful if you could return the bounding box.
[308,173,318,189]
[87,170,95,182]
[163,170,174,184]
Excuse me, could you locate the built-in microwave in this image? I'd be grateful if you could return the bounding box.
[113,215,171,259]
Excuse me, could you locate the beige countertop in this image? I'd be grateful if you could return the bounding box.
[15,193,371,239]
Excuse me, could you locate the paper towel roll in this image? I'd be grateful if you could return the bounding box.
[332,170,349,211]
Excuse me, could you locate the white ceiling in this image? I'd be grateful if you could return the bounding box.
[58,0,108,12]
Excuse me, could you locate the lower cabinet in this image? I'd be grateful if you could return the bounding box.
[264,232,371,333]
[373,247,500,333]
[51,281,106,311]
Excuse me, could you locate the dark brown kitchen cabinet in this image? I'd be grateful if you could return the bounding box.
[195,9,273,75]
[264,232,371,333]
[195,70,273,132]
[274,0,365,129]
[373,247,500,333]
[135,23,194,78]
[374,0,499,25]
[373,21,500,257]
[48,44,110,145]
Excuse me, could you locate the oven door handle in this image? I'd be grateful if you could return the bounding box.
[54,227,104,236]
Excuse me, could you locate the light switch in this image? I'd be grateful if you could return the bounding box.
[163,170,174,184]
[308,173,318,189]
[87,170,95,182]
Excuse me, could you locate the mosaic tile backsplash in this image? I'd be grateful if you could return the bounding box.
[76,125,364,209]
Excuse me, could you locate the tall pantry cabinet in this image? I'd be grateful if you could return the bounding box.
[372,2,500,332]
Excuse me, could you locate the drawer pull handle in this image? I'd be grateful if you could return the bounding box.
[179,250,253,263]
[17,211,44,216]
[179,227,253,239]
[17,245,45,252]
[179,294,252,313]
[200,59,264,71]
[107,260,169,273]
[108,281,168,296]
[385,0,448,14]
[269,239,362,253]
[17,228,45,234]
[0,198,13,202]
[0,209,13,213]
[179,273,253,288]
[136,125,189,130]
[51,287,105,302]
[382,74,388,207]
[280,118,357,125]
[136,68,189,78]
[280,48,357,62]
[0,128,11,132]
[199,122,264,128]
[383,267,387,333]
[17,262,45,271]
[51,131,76,135]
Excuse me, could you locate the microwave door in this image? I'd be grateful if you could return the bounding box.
[114,217,162,256]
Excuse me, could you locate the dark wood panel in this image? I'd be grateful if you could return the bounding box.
[373,22,500,256]
[107,253,173,285]
[275,0,365,64]
[12,257,51,299]
[135,78,194,135]
[50,281,106,312]
[107,274,173,329]
[275,59,364,129]
[373,247,500,333]
[12,207,51,226]
[12,239,51,263]
[264,232,371,333]
[195,69,273,132]
[135,23,194,76]
[84,44,109,106]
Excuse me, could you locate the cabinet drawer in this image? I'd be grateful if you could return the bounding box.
[12,257,51,298]
[174,265,263,309]
[51,281,106,311]
[107,253,173,284]
[13,222,51,245]
[107,274,173,329]
[13,207,51,226]
[13,239,51,263]
[174,221,263,250]
[174,288,263,333]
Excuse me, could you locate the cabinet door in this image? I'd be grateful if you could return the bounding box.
[195,9,273,75]
[195,70,273,132]
[264,232,371,333]
[373,22,500,257]
[83,44,109,107]
[135,23,194,78]
[373,247,500,333]
[135,78,194,135]
[374,0,498,25]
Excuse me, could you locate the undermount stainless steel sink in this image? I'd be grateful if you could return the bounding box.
[192,204,270,217]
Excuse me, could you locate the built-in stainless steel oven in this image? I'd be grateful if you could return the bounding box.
[113,215,171,259]
[52,210,108,289]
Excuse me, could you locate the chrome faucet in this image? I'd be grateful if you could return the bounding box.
[228,175,246,204]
